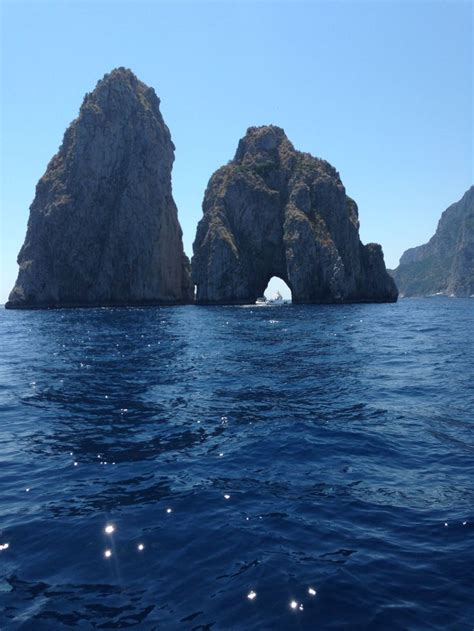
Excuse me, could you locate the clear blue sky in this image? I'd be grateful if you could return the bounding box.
[1,0,472,302]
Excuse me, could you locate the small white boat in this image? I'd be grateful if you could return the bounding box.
[255,296,267,305]
[267,291,285,305]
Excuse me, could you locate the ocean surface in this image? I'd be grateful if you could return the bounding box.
[0,298,472,630]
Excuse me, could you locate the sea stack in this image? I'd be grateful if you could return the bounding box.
[6,68,192,309]
[390,186,474,297]
[192,125,397,304]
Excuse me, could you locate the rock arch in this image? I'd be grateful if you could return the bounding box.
[192,126,398,304]
[262,276,292,301]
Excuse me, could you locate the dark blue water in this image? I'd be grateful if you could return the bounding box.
[0,299,473,630]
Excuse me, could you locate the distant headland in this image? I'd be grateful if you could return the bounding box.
[390,186,473,297]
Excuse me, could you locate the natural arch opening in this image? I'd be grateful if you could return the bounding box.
[256,276,292,304]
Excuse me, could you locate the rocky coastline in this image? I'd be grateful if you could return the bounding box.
[390,187,473,297]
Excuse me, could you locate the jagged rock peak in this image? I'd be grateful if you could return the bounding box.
[81,67,163,116]
[232,125,338,174]
[234,125,294,161]
[192,126,397,304]
[7,68,192,309]
[88,66,151,93]
[391,186,474,297]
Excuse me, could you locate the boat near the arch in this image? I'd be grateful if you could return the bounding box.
[254,290,288,306]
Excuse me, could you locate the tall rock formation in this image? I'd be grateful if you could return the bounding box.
[391,186,474,297]
[6,68,192,309]
[192,126,397,304]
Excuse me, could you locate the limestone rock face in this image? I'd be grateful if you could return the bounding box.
[391,187,474,297]
[192,126,397,304]
[7,68,192,309]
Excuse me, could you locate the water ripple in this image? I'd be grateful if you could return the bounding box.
[0,299,473,629]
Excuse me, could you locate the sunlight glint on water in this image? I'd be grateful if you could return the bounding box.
[0,299,472,629]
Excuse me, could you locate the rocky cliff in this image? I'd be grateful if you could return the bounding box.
[391,186,474,297]
[192,126,397,304]
[6,68,192,309]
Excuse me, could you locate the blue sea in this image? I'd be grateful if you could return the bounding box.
[0,299,473,630]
